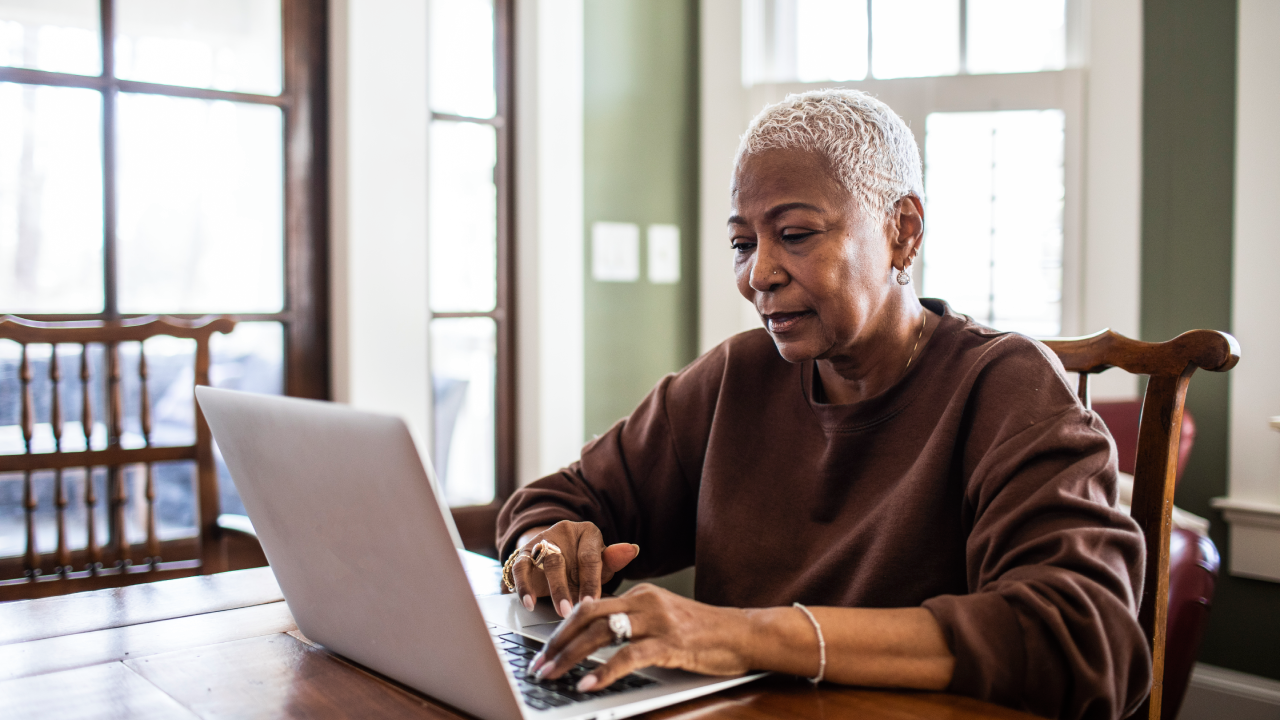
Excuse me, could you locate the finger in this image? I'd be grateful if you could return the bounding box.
[536,616,616,680]
[533,596,629,671]
[576,639,665,692]
[511,553,541,611]
[540,550,575,617]
[575,532,606,602]
[602,543,640,576]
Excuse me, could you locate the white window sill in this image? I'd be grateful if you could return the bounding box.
[1210,496,1280,583]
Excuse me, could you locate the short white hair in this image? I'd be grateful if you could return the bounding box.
[735,88,923,216]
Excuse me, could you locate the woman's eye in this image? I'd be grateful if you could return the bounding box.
[730,241,755,254]
[781,231,815,243]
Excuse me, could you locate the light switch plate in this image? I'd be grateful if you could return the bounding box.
[591,222,639,282]
[647,224,680,284]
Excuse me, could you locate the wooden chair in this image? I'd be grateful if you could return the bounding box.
[0,315,266,601]
[1041,328,1240,720]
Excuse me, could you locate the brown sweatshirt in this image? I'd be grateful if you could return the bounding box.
[496,299,1151,720]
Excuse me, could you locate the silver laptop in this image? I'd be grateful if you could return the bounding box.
[196,387,763,720]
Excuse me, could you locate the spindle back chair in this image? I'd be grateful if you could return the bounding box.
[1040,328,1240,720]
[0,315,258,601]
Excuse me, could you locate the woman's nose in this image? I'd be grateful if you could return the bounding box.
[749,245,785,292]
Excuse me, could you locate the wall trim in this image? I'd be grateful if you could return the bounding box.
[1187,663,1280,708]
[1211,497,1280,583]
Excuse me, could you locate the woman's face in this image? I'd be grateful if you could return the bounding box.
[729,148,917,364]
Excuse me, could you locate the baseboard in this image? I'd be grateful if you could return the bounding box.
[1178,663,1280,720]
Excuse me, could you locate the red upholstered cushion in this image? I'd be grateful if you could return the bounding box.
[1092,400,1197,487]
[1161,528,1220,720]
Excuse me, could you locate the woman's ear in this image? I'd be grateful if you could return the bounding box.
[891,195,925,266]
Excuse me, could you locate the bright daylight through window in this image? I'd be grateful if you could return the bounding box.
[746,0,1070,335]
[0,0,324,559]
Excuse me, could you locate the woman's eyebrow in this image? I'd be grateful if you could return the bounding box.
[766,202,824,220]
[727,202,825,227]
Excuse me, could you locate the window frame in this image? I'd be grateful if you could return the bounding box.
[0,0,330,400]
[434,0,516,552]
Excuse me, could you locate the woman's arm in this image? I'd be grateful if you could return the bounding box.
[746,603,954,689]
[531,583,954,693]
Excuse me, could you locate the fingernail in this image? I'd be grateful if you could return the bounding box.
[581,595,594,604]
[529,653,546,672]
[631,544,640,553]
[523,595,535,611]
[558,599,572,617]
[535,662,553,680]
[577,675,598,692]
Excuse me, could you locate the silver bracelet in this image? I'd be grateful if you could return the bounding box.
[793,602,826,684]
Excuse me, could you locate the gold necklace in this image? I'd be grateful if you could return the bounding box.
[903,310,927,373]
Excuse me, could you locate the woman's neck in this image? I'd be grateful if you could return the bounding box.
[815,299,937,405]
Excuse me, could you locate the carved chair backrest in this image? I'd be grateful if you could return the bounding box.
[1040,328,1239,720]
[0,315,235,600]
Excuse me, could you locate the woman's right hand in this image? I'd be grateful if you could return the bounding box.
[505,521,640,617]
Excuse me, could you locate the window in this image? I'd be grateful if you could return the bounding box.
[924,110,1065,336]
[427,0,514,511]
[0,1,326,549]
[743,0,1079,336]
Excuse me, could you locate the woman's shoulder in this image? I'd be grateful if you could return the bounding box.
[924,303,1081,420]
[933,303,1071,381]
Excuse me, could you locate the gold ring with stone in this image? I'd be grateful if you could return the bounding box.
[529,540,562,570]
[501,548,530,592]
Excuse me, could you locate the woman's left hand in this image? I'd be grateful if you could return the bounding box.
[529,583,754,692]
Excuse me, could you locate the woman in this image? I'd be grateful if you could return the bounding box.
[496,89,1150,720]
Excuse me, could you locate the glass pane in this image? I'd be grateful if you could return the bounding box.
[0,342,111,455]
[923,110,1065,336]
[871,0,959,79]
[429,121,497,313]
[431,317,495,507]
[429,0,496,118]
[0,83,103,313]
[117,93,283,314]
[210,321,283,516]
[796,0,868,82]
[0,0,100,76]
[967,0,1065,75]
[115,0,282,95]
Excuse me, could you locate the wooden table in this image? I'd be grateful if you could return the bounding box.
[0,552,1037,720]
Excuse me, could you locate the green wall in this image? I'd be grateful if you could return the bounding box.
[1143,0,1280,681]
[583,0,700,438]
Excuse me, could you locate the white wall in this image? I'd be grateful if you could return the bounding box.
[516,0,587,484]
[1214,0,1280,582]
[1229,0,1280,510]
[328,0,432,451]
[698,0,758,353]
[1081,0,1142,400]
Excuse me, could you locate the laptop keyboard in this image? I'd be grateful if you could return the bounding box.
[492,629,658,711]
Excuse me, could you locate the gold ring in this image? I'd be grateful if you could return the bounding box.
[501,548,530,592]
[529,540,562,570]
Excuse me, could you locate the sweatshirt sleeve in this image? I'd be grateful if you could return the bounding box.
[495,343,727,578]
[922,338,1152,720]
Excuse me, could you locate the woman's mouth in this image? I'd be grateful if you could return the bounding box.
[763,311,813,333]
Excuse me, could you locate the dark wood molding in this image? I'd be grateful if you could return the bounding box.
[282,0,331,400]
[451,504,502,558]
[495,0,517,504]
